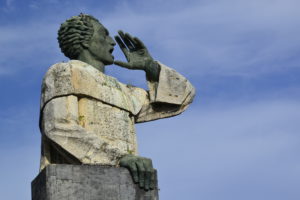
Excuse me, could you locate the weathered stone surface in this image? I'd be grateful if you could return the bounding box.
[32,164,159,200]
[41,60,147,115]
[40,60,195,170]
[149,62,195,105]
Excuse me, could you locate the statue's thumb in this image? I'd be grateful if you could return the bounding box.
[114,61,131,69]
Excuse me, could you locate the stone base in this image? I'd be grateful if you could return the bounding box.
[31,164,159,200]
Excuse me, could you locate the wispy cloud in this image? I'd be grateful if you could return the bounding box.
[6,0,13,7]
[1,0,15,12]
[101,0,300,77]
[1,0,300,78]
[0,22,63,75]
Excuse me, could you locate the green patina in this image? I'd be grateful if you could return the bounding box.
[57,13,160,81]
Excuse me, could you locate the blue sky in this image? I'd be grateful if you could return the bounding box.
[0,0,300,199]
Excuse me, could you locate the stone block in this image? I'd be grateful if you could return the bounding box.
[32,164,159,200]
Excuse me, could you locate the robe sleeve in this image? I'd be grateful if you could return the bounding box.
[135,62,195,123]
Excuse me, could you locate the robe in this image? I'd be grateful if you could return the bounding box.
[39,60,195,170]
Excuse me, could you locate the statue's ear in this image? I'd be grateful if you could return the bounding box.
[81,42,89,49]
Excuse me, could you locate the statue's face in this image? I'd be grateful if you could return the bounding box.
[88,20,116,65]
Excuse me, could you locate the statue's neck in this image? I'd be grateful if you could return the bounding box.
[77,50,105,72]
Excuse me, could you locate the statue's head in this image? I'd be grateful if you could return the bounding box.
[58,14,116,65]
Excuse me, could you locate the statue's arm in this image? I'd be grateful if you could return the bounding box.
[41,95,124,165]
[135,62,195,123]
[113,30,195,122]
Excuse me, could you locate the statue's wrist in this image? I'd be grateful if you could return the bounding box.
[145,60,160,82]
[118,154,134,165]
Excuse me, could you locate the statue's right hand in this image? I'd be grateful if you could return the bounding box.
[119,154,155,190]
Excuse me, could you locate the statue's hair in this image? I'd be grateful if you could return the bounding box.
[57,14,99,59]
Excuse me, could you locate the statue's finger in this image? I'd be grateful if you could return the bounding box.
[114,61,132,69]
[144,158,153,190]
[149,169,156,190]
[136,160,145,188]
[128,163,139,183]
[115,36,129,59]
[125,33,138,48]
[118,30,134,51]
[143,166,151,190]
[115,36,127,51]
[144,169,153,190]
[133,37,147,49]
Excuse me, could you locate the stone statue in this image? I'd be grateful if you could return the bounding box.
[39,14,195,191]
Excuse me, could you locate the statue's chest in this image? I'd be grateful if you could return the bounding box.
[71,67,135,113]
[41,63,146,117]
[78,97,136,143]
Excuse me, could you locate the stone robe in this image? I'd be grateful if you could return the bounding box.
[40,60,195,170]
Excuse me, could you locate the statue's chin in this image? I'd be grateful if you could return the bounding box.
[104,55,114,65]
[103,59,114,66]
[93,54,114,66]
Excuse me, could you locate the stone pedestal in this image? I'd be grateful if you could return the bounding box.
[31,164,159,200]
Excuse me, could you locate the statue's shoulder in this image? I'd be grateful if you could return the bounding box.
[41,60,95,107]
[45,60,96,78]
[41,60,147,114]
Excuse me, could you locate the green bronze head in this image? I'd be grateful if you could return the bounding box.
[58,14,116,71]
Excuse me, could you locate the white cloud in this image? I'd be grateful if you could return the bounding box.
[101,0,300,77]
[2,0,300,78]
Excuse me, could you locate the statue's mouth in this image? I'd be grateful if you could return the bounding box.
[109,47,114,60]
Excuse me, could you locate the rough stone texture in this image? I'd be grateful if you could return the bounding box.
[40,60,195,170]
[32,164,159,200]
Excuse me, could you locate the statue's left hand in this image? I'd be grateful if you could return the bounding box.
[114,30,159,81]
[119,154,156,190]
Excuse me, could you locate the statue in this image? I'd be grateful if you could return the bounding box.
[39,14,195,191]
